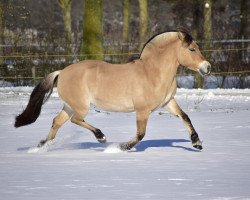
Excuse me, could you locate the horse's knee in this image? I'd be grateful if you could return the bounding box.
[70,110,88,124]
[70,115,82,125]
[52,111,70,129]
[70,116,77,124]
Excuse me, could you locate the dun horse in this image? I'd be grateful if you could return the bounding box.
[15,30,211,151]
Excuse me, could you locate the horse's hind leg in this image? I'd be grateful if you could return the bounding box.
[71,114,106,143]
[164,98,203,150]
[38,105,72,147]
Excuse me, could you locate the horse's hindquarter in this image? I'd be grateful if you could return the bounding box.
[57,61,97,111]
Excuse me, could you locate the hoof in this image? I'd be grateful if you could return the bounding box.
[192,138,203,150]
[38,139,47,147]
[193,144,203,150]
[97,136,107,144]
[192,140,203,150]
[119,142,131,151]
[94,129,107,144]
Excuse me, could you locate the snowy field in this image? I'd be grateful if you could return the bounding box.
[1,87,250,200]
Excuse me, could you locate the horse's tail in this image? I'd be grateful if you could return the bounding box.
[14,71,61,128]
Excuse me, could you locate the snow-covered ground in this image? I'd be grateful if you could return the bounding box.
[1,87,250,200]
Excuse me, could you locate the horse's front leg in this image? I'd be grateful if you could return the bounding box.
[164,98,203,150]
[120,111,149,151]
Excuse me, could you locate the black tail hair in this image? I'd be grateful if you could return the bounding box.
[14,72,59,128]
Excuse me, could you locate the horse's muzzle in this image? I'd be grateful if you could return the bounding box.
[198,61,211,76]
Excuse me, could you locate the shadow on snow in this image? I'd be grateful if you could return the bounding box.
[134,139,199,152]
[18,139,199,152]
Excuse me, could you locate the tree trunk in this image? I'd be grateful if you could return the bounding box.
[240,0,247,62]
[192,1,203,40]
[0,1,3,65]
[123,0,130,43]
[203,0,212,50]
[240,0,247,38]
[81,0,103,60]
[138,0,148,50]
[195,0,213,88]
[58,0,72,49]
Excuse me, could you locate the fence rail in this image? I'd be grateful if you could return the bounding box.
[0,47,249,58]
[0,40,250,88]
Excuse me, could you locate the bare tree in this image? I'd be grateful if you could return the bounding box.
[240,0,247,38]
[138,0,148,50]
[192,1,203,40]
[123,0,130,43]
[203,0,212,50]
[0,1,3,64]
[81,0,103,60]
[57,0,72,45]
[240,0,248,63]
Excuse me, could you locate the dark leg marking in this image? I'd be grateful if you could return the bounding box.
[119,133,145,151]
[92,129,106,143]
[191,132,199,143]
[191,132,202,150]
[179,111,192,125]
[165,99,203,150]
[38,139,47,147]
[120,112,148,151]
[180,111,203,150]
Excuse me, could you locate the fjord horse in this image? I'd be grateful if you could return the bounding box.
[15,30,211,151]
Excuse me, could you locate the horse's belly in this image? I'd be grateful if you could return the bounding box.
[91,98,135,112]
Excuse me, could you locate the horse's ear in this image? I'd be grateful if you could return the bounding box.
[177,31,185,42]
[178,32,187,47]
[177,30,193,47]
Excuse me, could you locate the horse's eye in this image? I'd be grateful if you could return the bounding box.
[189,48,196,52]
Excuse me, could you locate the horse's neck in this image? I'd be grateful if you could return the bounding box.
[140,39,180,83]
[140,32,177,58]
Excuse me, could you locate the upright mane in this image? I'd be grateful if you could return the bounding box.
[140,29,193,58]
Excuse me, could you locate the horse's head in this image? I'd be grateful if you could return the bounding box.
[177,31,211,76]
